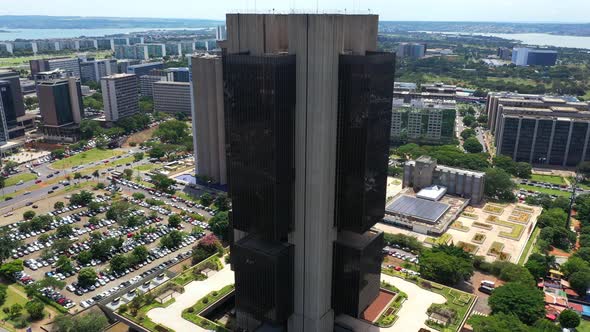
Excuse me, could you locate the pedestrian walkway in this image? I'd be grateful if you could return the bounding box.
[147,262,234,332]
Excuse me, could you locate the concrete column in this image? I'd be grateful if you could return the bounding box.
[546,120,556,164]
[529,119,539,164]
[582,122,590,162]
[512,118,522,160]
[496,116,505,156]
[563,121,574,167]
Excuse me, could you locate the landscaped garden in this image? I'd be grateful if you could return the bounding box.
[450,220,469,232]
[376,282,407,328]
[508,211,531,224]
[171,255,223,287]
[457,241,479,255]
[460,212,478,220]
[483,203,504,215]
[471,233,486,244]
[530,174,566,185]
[485,216,524,240]
[425,233,453,246]
[181,285,235,332]
[487,241,505,257]
[472,222,492,230]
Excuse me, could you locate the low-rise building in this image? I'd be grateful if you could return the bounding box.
[153,81,191,115]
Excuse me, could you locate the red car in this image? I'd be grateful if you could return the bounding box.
[394,266,403,271]
[35,180,42,184]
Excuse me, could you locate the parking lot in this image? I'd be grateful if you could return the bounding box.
[4,160,220,313]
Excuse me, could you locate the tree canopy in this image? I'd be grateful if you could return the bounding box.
[488,282,545,325]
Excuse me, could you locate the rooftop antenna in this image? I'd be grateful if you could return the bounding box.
[316,0,319,13]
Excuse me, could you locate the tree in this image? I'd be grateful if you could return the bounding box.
[200,193,213,207]
[569,270,590,295]
[477,114,488,124]
[56,225,74,238]
[574,247,590,263]
[2,161,18,173]
[579,161,590,180]
[561,256,590,277]
[70,190,94,206]
[463,115,476,127]
[25,300,45,320]
[52,311,108,332]
[463,137,483,153]
[123,168,133,180]
[532,318,561,332]
[559,309,580,329]
[149,145,166,159]
[488,282,545,325]
[78,268,98,288]
[168,214,182,228]
[51,148,66,159]
[514,162,532,179]
[131,246,149,264]
[161,230,183,249]
[132,192,145,200]
[214,194,229,211]
[540,226,576,250]
[23,210,35,220]
[77,251,93,265]
[419,244,474,285]
[0,260,23,280]
[192,234,223,264]
[460,128,476,140]
[80,120,103,140]
[73,172,82,181]
[56,255,74,274]
[209,211,229,240]
[524,253,549,280]
[537,208,567,228]
[95,136,109,149]
[9,303,22,320]
[0,233,21,263]
[484,168,516,202]
[92,169,100,180]
[175,112,187,121]
[54,201,65,210]
[493,155,516,175]
[110,254,128,273]
[0,285,7,306]
[151,173,176,193]
[468,313,530,332]
[134,152,144,162]
[154,120,190,144]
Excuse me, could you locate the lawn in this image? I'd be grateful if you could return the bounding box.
[519,184,570,198]
[134,164,159,172]
[50,148,123,170]
[530,174,566,185]
[425,233,452,246]
[121,298,176,332]
[0,50,113,68]
[5,173,37,187]
[518,226,541,265]
[486,218,524,240]
[182,285,234,332]
[578,319,590,332]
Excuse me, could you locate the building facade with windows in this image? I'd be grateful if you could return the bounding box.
[152,81,190,115]
[390,98,456,144]
[37,77,83,142]
[101,74,139,122]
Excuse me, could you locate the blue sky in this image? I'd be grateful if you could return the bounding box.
[0,0,588,23]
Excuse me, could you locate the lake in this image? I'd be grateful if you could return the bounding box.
[418,31,590,50]
[0,27,209,41]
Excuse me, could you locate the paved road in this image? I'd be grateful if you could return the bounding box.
[147,261,234,332]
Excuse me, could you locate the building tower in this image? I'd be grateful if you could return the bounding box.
[101,73,139,122]
[219,13,395,332]
[37,76,84,142]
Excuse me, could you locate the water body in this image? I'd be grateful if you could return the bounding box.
[418,31,590,50]
[0,27,208,41]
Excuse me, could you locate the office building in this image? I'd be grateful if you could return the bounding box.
[220,13,394,331]
[179,41,195,55]
[0,83,11,145]
[216,25,227,40]
[37,77,83,142]
[512,47,558,66]
[30,57,81,77]
[153,81,190,115]
[165,43,181,56]
[80,59,117,83]
[101,74,139,122]
[116,59,140,74]
[390,98,456,144]
[127,62,164,77]
[0,70,25,139]
[497,47,512,60]
[166,67,190,82]
[139,75,166,97]
[191,54,226,185]
[115,44,147,60]
[397,42,426,58]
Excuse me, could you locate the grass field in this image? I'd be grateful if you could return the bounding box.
[0,50,113,68]
[519,184,570,198]
[578,320,590,332]
[50,148,123,170]
[5,173,38,187]
[530,174,566,185]
[134,164,159,172]
[518,226,541,265]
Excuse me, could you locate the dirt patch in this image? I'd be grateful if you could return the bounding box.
[123,125,159,148]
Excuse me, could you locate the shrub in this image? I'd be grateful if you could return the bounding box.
[212,291,218,296]
[202,298,209,304]
[187,307,194,313]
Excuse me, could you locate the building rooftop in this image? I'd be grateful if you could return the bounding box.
[127,62,164,68]
[102,73,136,79]
[416,185,447,201]
[153,81,190,86]
[385,195,450,224]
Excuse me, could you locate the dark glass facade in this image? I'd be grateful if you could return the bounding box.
[500,117,519,158]
[515,119,535,162]
[223,54,296,241]
[53,83,75,125]
[549,121,570,165]
[335,52,395,233]
[332,230,383,317]
[0,81,15,128]
[567,122,588,166]
[233,235,294,324]
[532,120,553,163]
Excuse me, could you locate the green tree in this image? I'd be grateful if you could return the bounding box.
[463,137,483,153]
[514,162,532,179]
[153,120,190,144]
[0,260,23,280]
[0,233,19,264]
[56,255,74,274]
[56,225,74,238]
[209,211,229,240]
[493,155,516,175]
[524,253,549,280]
[579,161,590,180]
[419,244,474,285]
[468,313,530,332]
[52,311,108,332]
[160,230,183,249]
[133,152,144,162]
[559,309,580,329]
[151,173,176,193]
[9,303,22,320]
[569,270,590,295]
[78,268,98,288]
[23,210,35,220]
[131,245,149,264]
[537,208,568,228]
[463,115,476,127]
[561,256,590,277]
[200,193,213,207]
[149,145,166,159]
[54,201,65,210]
[168,214,182,228]
[110,254,128,273]
[488,282,545,325]
[0,285,7,306]
[70,190,94,206]
[51,148,66,159]
[214,194,229,211]
[132,192,145,200]
[77,251,93,265]
[25,300,45,320]
[484,168,516,202]
[123,168,133,180]
[460,128,476,140]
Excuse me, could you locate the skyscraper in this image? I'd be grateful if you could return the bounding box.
[219,13,394,332]
[37,77,84,142]
[0,70,25,139]
[101,74,139,122]
[29,57,81,77]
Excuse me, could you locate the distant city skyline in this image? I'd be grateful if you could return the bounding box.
[0,0,589,23]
